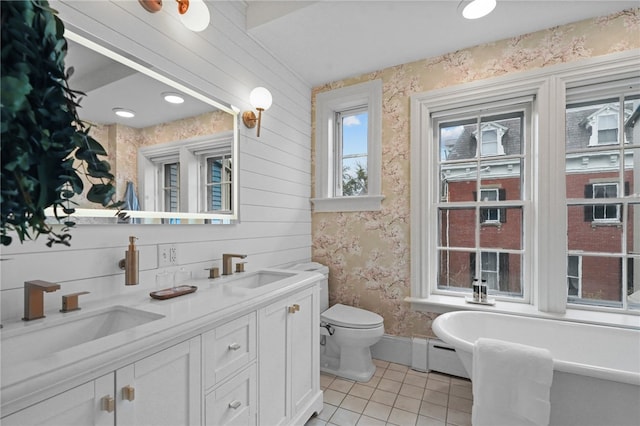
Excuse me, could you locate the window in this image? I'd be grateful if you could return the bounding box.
[313,80,383,212]
[336,108,368,196]
[162,162,180,212]
[584,182,620,222]
[411,51,640,317]
[138,132,235,219]
[566,85,639,309]
[204,155,232,212]
[567,255,582,298]
[597,111,618,144]
[433,104,527,300]
[477,188,507,224]
[477,122,507,156]
[469,251,510,292]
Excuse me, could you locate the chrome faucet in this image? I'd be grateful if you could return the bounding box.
[23,280,61,321]
[222,253,247,275]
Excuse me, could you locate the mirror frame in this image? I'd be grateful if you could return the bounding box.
[54,30,240,224]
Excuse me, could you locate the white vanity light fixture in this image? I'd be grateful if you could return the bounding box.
[138,0,211,32]
[458,0,496,19]
[242,87,273,138]
[113,108,136,118]
[179,0,210,32]
[162,92,185,104]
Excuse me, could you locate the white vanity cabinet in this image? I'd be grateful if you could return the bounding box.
[258,286,321,426]
[2,337,201,426]
[2,276,323,426]
[2,374,114,426]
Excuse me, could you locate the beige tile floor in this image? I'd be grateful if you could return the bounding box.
[305,359,473,426]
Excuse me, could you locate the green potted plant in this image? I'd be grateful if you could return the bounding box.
[1,0,120,247]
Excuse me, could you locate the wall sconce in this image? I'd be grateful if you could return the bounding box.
[139,0,210,32]
[458,0,496,19]
[242,87,273,138]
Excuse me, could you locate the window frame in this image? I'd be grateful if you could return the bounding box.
[313,79,384,212]
[409,50,640,323]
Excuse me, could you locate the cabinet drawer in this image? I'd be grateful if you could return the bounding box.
[205,365,256,426]
[203,312,256,389]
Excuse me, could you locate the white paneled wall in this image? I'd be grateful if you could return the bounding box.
[0,1,312,322]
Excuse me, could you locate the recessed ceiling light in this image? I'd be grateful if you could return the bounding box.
[113,108,135,118]
[459,0,497,20]
[163,92,185,104]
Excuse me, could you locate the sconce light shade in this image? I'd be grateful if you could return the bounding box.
[138,0,210,32]
[179,0,210,32]
[243,87,273,138]
[249,87,273,111]
[458,0,496,19]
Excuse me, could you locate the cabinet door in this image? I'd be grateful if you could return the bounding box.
[116,337,201,426]
[258,297,290,426]
[2,374,114,426]
[258,286,319,426]
[290,287,318,418]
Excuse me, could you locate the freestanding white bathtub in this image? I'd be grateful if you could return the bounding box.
[432,311,640,426]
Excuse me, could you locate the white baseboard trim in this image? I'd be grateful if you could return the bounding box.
[370,334,413,367]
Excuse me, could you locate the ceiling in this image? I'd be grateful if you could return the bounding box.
[246,0,639,87]
[65,39,214,129]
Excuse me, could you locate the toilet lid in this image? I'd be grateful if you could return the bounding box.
[321,304,384,329]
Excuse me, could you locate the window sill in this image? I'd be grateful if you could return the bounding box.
[311,195,384,212]
[406,294,640,329]
[590,220,622,228]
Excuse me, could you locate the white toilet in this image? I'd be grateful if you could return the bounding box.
[290,263,384,382]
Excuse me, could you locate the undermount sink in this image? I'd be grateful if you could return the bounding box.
[222,270,297,290]
[1,306,164,365]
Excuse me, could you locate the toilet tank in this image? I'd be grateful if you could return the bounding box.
[289,262,329,312]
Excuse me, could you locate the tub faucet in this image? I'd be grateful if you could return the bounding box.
[23,280,61,321]
[222,253,247,275]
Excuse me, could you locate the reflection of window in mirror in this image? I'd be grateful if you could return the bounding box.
[162,162,180,212]
[139,132,233,215]
[204,155,232,212]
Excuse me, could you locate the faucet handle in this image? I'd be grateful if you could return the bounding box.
[60,291,90,313]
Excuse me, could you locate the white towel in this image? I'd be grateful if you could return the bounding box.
[472,337,554,426]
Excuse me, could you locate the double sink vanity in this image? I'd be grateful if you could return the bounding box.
[1,269,324,426]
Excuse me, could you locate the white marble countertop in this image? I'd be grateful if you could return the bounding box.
[1,269,322,415]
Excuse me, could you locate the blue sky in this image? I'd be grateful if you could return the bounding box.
[342,112,368,155]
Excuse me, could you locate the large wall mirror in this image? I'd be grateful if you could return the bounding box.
[52,30,239,225]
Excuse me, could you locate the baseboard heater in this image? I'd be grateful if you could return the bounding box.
[426,338,469,379]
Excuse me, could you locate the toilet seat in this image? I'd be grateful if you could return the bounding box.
[321,303,383,329]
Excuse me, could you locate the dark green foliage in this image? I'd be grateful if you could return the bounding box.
[1,0,120,247]
[342,163,368,196]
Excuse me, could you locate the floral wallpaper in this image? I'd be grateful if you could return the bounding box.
[311,9,640,338]
[76,110,233,208]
